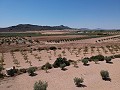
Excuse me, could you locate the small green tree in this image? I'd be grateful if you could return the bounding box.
[27,67,36,76]
[90,55,104,61]
[42,62,52,69]
[74,77,84,87]
[100,70,110,81]
[82,58,89,65]
[104,56,112,63]
[34,80,48,90]
[60,63,66,70]
[62,50,66,56]
[93,59,99,64]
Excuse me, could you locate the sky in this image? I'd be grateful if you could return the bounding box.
[0,0,120,29]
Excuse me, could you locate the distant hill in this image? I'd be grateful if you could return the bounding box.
[0,24,72,32]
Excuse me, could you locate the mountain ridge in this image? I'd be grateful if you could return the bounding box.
[0,24,72,32]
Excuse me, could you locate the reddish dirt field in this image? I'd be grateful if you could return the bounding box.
[0,34,120,90]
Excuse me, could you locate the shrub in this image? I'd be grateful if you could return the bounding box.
[60,63,66,70]
[49,46,57,50]
[27,67,36,76]
[83,57,91,62]
[93,59,99,64]
[82,58,89,65]
[74,77,84,87]
[90,55,104,61]
[63,57,70,66]
[53,57,70,68]
[6,68,18,77]
[104,56,112,63]
[34,80,48,90]
[114,54,120,58]
[41,62,52,70]
[100,70,110,80]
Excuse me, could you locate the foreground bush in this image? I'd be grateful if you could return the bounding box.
[27,67,37,76]
[74,77,84,87]
[100,70,111,81]
[34,80,48,90]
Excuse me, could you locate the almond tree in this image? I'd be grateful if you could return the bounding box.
[62,50,66,56]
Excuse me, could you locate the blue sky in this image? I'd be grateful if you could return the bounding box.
[0,0,120,29]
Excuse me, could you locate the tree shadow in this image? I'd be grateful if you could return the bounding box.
[103,78,111,82]
[107,62,113,64]
[29,73,37,77]
[61,68,68,71]
[77,84,87,88]
[84,64,90,66]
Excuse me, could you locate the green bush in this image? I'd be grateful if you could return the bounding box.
[27,67,36,76]
[104,56,112,63]
[34,80,48,90]
[90,55,104,61]
[82,58,89,65]
[6,68,18,77]
[93,59,99,64]
[60,63,66,70]
[53,57,70,68]
[100,70,110,80]
[74,77,84,87]
[41,62,52,70]
[114,54,120,58]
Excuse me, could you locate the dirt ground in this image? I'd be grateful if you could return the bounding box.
[0,34,120,90]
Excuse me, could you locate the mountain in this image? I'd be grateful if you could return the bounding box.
[0,24,71,32]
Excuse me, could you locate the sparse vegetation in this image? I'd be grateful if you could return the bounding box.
[82,58,89,66]
[74,77,84,87]
[27,67,37,76]
[34,80,48,90]
[104,56,112,63]
[41,62,52,70]
[100,70,111,81]
[90,55,104,61]
[53,57,70,68]
[60,63,66,70]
